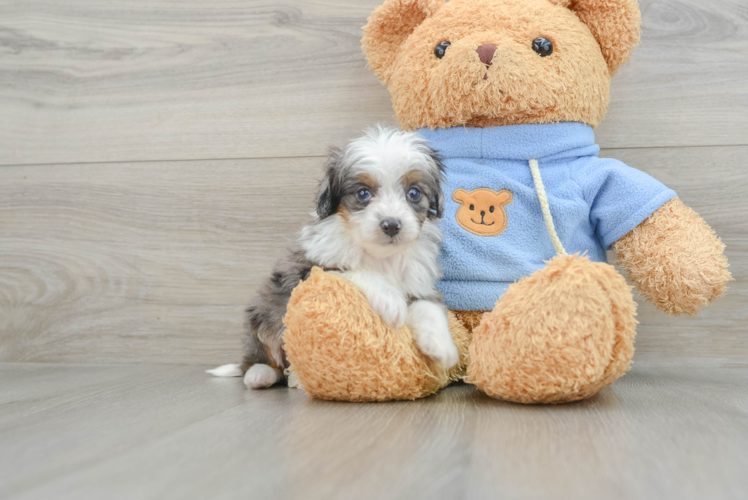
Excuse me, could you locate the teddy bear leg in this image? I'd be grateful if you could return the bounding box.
[467,254,637,404]
[283,268,470,402]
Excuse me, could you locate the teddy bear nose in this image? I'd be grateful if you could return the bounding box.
[476,44,497,66]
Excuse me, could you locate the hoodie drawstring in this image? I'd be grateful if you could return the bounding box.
[529,159,567,257]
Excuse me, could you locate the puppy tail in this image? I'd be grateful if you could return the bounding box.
[206,363,244,377]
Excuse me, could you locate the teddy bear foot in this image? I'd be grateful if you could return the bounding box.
[467,254,637,404]
[283,268,470,402]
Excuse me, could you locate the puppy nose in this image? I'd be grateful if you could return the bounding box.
[476,44,497,66]
[380,218,401,237]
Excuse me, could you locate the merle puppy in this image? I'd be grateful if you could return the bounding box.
[209,127,458,389]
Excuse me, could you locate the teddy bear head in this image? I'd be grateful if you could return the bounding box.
[453,188,513,236]
[362,0,640,130]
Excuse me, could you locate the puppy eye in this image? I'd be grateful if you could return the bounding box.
[532,37,553,57]
[434,41,451,59]
[357,188,371,201]
[408,187,421,201]
[469,204,474,211]
[489,206,495,213]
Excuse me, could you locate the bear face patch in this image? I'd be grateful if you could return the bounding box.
[452,188,513,237]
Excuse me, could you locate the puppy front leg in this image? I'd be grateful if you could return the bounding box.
[342,270,408,328]
[407,300,459,368]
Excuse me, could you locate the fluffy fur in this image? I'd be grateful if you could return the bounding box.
[210,127,458,387]
[452,310,486,332]
[466,254,637,403]
[613,198,732,316]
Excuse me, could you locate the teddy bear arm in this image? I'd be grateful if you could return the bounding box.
[612,198,731,316]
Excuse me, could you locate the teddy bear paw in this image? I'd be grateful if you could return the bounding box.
[467,254,637,404]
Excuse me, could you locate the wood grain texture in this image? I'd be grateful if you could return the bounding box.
[1,363,747,500]
[0,157,321,364]
[1,146,746,365]
[0,0,746,166]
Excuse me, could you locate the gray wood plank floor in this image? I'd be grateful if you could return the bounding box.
[1,363,747,500]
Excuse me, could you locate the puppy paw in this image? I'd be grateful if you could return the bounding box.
[243,364,282,389]
[407,300,460,368]
[286,371,301,389]
[367,291,408,328]
[415,333,460,368]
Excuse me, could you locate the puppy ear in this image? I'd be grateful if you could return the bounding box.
[452,188,468,204]
[429,191,445,219]
[425,148,445,219]
[550,0,641,75]
[362,0,445,84]
[315,147,344,219]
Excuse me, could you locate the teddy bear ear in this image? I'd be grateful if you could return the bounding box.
[362,0,445,84]
[495,189,513,205]
[550,0,641,75]
[452,188,468,204]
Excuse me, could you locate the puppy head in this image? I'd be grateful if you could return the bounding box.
[315,126,445,258]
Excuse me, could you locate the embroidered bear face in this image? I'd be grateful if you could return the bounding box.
[452,188,513,236]
[362,0,641,130]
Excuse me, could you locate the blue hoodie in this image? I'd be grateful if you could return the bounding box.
[416,123,676,311]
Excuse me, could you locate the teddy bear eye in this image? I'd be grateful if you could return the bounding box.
[469,204,474,211]
[434,41,451,59]
[532,37,553,57]
[489,206,495,213]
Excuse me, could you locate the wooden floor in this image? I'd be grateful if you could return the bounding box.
[1,1,747,498]
[1,362,747,500]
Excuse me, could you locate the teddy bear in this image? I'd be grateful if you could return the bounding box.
[281,0,731,403]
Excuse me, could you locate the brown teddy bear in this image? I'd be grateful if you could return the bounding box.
[282,0,731,403]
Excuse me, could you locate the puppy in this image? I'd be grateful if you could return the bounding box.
[208,126,459,389]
